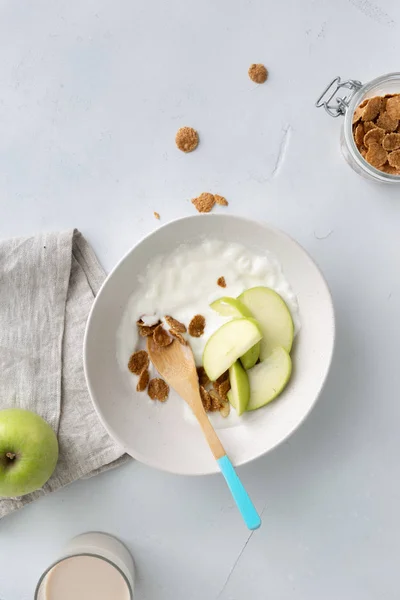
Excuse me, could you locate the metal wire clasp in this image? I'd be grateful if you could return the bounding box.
[316,76,362,117]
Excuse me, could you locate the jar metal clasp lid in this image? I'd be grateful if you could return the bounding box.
[316,77,362,118]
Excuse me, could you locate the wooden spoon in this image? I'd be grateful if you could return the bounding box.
[147,337,261,530]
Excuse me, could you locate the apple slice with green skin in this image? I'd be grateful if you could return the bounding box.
[239,287,294,360]
[210,297,253,318]
[203,318,262,381]
[228,361,250,416]
[0,408,59,498]
[246,346,292,411]
[210,297,260,369]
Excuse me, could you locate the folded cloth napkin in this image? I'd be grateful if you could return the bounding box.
[0,229,128,518]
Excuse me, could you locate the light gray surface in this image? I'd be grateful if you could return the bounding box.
[0,0,399,598]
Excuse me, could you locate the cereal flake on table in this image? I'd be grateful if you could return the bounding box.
[188,314,206,337]
[214,194,229,206]
[153,212,160,220]
[248,63,268,84]
[175,126,199,153]
[192,193,215,213]
[128,350,149,375]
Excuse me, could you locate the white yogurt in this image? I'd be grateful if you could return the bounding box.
[117,239,300,426]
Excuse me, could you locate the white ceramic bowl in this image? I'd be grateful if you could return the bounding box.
[84,215,335,475]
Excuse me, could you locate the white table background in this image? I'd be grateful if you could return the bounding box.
[1,1,400,598]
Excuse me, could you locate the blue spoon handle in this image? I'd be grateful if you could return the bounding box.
[217,455,261,530]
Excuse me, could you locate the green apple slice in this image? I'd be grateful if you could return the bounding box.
[239,287,294,360]
[246,346,292,411]
[228,361,250,416]
[210,296,260,369]
[210,297,253,318]
[203,318,262,381]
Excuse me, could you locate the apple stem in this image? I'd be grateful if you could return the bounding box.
[5,452,16,460]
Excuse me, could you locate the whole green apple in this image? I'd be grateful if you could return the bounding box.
[0,408,59,497]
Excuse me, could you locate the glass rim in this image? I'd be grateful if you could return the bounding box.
[34,552,134,600]
[344,72,400,183]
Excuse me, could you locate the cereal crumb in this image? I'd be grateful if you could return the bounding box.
[128,350,149,375]
[217,276,227,288]
[170,330,187,345]
[214,194,229,206]
[197,366,210,387]
[388,149,400,169]
[386,96,400,120]
[165,315,186,333]
[175,126,199,153]
[248,64,268,84]
[200,386,211,412]
[365,143,388,168]
[192,192,215,213]
[382,133,400,151]
[148,378,169,401]
[153,324,173,347]
[188,314,206,337]
[154,212,160,220]
[363,127,385,148]
[136,369,150,392]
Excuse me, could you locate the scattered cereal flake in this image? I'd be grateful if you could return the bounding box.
[363,127,385,148]
[388,149,400,169]
[197,366,210,387]
[354,123,364,148]
[217,276,227,288]
[175,126,199,153]
[154,211,160,220]
[363,121,377,134]
[377,111,399,132]
[218,379,231,401]
[361,97,382,122]
[220,402,230,418]
[248,64,268,84]
[188,314,206,337]
[366,143,388,168]
[214,194,229,206]
[386,95,400,120]
[192,192,215,213]
[200,386,212,412]
[170,330,187,345]
[153,324,173,347]
[382,133,400,151]
[148,378,169,401]
[137,369,150,392]
[165,315,186,333]
[128,350,149,375]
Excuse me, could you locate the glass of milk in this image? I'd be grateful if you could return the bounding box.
[34,532,135,600]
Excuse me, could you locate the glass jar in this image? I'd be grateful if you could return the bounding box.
[316,73,400,183]
[35,532,135,600]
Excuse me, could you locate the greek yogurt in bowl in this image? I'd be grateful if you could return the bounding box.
[84,215,335,475]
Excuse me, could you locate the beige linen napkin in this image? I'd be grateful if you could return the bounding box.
[0,229,128,518]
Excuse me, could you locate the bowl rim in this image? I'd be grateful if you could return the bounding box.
[84,214,336,475]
